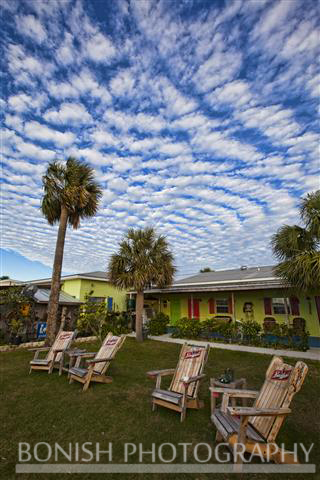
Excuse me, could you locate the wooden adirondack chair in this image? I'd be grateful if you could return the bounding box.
[210,356,308,470]
[68,333,126,391]
[29,330,76,375]
[147,342,209,422]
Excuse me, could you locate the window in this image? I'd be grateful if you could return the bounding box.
[216,298,229,314]
[272,298,290,315]
[88,296,105,303]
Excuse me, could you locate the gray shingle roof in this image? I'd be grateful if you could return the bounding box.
[30,271,108,284]
[174,266,276,285]
[34,288,82,305]
[144,265,283,293]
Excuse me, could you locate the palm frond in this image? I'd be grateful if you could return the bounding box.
[41,157,102,228]
[300,190,320,240]
[107,227,176,292]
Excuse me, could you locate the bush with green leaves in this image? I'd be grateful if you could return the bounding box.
[76,296,130,344]
[240,319,261,344]
[172,317,202,339]
[148,312,169,335]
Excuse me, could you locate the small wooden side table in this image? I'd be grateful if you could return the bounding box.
[210,377,247,412]
[62,348,87,373]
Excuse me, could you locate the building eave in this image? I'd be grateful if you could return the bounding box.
[143,280,286,294]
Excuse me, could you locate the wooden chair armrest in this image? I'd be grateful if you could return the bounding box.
[146,368,175,378]
[209,387,259,397]
[67,351,94,358]
[52,348,65,353]
[228,406,291,417]
[86,357,113,364]
[180,374,206,384]
[28,347,50,352]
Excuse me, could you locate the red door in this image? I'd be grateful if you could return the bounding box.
[315,296,320,324]
[193,299,200,319]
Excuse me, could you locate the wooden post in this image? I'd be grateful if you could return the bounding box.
[191,294,193,318]
[59,306,67,332]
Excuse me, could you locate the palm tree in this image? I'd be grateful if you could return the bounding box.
[108,227,176,342]
[271,190,320,292]
[41,157,102,344]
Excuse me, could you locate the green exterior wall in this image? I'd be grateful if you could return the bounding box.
[145,289,320,338]
[61,279,127,311]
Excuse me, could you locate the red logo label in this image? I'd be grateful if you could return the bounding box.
[185,350,201,359]
[59,333,72,340]
[271,368,292,381]
[106,338,118,346]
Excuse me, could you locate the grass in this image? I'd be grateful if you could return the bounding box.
[1,337,319,480]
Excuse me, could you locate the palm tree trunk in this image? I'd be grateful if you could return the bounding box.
[135,291,144,342]
[46,206,68,345]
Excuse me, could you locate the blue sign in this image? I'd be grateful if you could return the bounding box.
[107,297,113,311]
[37,322,47,338]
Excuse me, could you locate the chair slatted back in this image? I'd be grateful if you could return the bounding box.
[93,333,125,374]
[47,331,75,362]
[250,356,308,441]
[170,343,209,397]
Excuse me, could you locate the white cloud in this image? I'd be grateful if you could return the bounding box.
[44,103,92,125]
[86,32,116,62]
[16,15,46,43]
[24,121,76,147]
[206,80,254,108]
[110,70,135,97]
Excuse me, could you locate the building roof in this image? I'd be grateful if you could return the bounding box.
[145,265,284,293]
[34,288,82,305]
[29,271,109,285]
[0,278,24,287]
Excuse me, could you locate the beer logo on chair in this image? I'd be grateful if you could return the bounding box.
[185,350,201,359]
[271,368,292,381]
[106,337,118,346]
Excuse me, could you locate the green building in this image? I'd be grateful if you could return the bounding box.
[31,271,127,311]
[143,266,320,347]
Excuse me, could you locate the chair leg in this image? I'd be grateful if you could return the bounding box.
[83,377,91,392]
[180,406,187,422]
[272,448,299,464]
[215,430,223,443]
[69,376,74,384]
[152,401,157,412]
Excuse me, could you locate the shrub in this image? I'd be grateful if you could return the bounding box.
[240,319,261,344]
[216,321,239,342]
[76,296,130,343]
[148,312,169,335]
[101,311,130,337]
[172,317,202,339]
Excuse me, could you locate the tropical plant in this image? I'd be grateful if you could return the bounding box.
[271,190,320,292]
[108,228,175,342]
[171,317,202,339]
[0,286,35,342]
[76,296,130,343]
[199,267,214,272]
[148,312,169,336]
[41,157,102,344]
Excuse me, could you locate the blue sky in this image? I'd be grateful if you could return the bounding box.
[1,0,319,281]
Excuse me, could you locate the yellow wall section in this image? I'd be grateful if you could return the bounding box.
[149,289,320,337]
[62,279,127,311]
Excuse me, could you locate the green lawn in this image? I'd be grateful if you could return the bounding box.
[1,338,319,480]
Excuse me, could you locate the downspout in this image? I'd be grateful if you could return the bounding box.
[232,292,235,322]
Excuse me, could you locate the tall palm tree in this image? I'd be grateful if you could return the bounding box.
[108,227,176,342]
[271,190,320,292]
[41,157,102,344]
